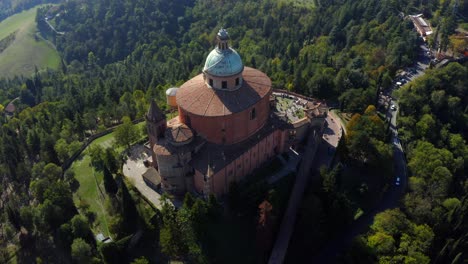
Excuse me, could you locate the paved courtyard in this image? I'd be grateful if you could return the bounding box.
[122,145,163,209]
[314,112,343,168]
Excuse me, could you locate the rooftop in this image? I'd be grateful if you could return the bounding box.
[203,28,243,77]
[203,48,244,77]
[190,114,292,175]
[410,14,433,35]
[165,123,194,146]
[147,100,165,122]
[177,67,271,117]
[153,134,205,156]
[142,167,161,186]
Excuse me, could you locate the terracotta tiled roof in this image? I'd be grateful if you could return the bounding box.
[177,67,271,117]
[165,124,193,144]
[142,167,161,186]
[147,100,165,122]
[5,102,15,113]
[259,200,273,211]
[190,114,292,175]
[154,136,205,156]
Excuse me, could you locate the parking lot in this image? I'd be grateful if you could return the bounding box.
[380,42,431,109]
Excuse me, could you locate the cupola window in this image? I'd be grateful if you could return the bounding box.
[235,78,240,86]
[209,79,213,87]
[222,81,227,89]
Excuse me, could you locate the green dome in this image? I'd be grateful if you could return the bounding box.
[203,48,244,77]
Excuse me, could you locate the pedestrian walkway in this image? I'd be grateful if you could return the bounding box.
[268,130,319,264]
[268,113,344,264]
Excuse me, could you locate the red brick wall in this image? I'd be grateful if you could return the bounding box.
[193,128,288,196]
[179,90,271,145]
[194,170,204,193]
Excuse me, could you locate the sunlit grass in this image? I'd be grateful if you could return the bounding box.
[69,122,146,237]
[0,5,60,78]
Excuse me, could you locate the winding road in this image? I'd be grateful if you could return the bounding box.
[308,43,431,263]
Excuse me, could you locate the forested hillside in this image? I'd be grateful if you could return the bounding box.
[51,0,420,105]
[349,63,468,263]
[0,0,466,262]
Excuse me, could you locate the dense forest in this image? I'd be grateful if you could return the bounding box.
[0,0,466,263]
[344,62,468,263]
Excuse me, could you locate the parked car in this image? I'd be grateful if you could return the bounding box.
[390,104,396,111]
[395,177,401,186]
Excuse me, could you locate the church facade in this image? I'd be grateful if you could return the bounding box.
[146,29,325,197]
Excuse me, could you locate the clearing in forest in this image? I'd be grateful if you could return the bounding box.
[0,5,60,78]
[69,122,146,238]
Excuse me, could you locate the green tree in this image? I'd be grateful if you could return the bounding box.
[103,166,118,195]
[367,231,395,255]
[131,257,149,264]
[55,138,70,163]
[70,215,92,240]
[114,116,139,149]
[183,192,195,208]
[71,238,92,264]
[160,196,188,259]
[371,209,409,236]
[42,163,63,181]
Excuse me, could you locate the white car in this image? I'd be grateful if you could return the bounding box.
[395,177,401,186]
[390,105,396,111]
[396,81,402,86]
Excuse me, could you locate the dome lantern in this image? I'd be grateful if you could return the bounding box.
[217,28,229,50]
[203,28,244,90]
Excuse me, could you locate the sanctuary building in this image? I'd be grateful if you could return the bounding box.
[146,29,326,197]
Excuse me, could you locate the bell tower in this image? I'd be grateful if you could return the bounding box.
[146,100,166,166]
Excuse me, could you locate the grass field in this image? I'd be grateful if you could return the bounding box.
[69,123,146,238]
[0,5,61,78]
[70,133,118,238]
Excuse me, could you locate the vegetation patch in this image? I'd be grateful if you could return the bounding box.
[0,5,60,78]
[280,0,315,8]
[0,31,16,53]
[331,109,352,126]
[460,23,468,31]
[70,122,145,238]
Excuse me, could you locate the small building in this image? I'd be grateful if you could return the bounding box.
[4,99,17,117]
[142,167,162,191]
[410,14,433,39]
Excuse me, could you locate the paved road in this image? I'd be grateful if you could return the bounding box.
[44,17,65,35]
[310,42,431,263]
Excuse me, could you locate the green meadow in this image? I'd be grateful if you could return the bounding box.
[70,122,146,238]
[0,5,61,78]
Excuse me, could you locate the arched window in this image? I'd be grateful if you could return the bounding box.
[222,81,227,89]
[209,79,213,87]
[250,108,256,120]
[235,78,240,86]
